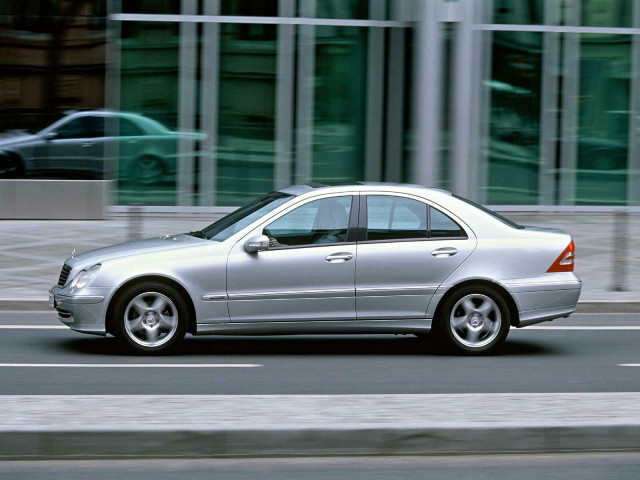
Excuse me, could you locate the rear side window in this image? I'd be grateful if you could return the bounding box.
[366,196,427,241]
[430,207,466,238]
[365,195,466,241]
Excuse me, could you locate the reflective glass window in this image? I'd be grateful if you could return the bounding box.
[311,26,366,183]
[492,0,543,24]
[575,33,630,205]
[312,0,369,20]
[581,0,632,28]
[265,196,352,247]
[117,21,180,205]
[485,31,542,204]
[366,196,427,241]
[216,22,277,205]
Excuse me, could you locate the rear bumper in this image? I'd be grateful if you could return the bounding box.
[503,273,582,327]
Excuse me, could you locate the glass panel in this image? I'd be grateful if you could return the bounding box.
[492,0,544,24]
[312,0,369,20]
[581,0,632,28]
[429,207,466,238]
[221,0,277,16]
[265,196,352,246]
[485,31,542,204]
[312,26,367,183]
[366,196,427,241]
[120,0,181,14]
[117,21,180,205]
[575,33,630,205]
[216,22,277,205]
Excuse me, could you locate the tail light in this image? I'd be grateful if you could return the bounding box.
[547,240,575,273]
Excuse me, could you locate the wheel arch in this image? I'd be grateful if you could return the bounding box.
[433,279,520,328]
[106,275,197,336]
[0,150,25,176]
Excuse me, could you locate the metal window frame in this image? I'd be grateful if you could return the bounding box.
[176,0,198,206]
[198,0,221,206]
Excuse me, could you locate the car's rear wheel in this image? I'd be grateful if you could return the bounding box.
[112,282,187,354]
[130,155,163,185]
[437,286,510,354]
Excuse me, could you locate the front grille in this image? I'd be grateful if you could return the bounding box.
[58,264,71,287]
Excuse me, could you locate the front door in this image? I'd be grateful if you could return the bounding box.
[226,195,357,322]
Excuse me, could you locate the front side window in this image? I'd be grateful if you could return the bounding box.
[264,196,352,247]
[55,116,105,139]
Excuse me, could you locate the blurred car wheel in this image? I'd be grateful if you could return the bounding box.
[0,154,23,178]
[112,282,188,354]
[131,155,163,186]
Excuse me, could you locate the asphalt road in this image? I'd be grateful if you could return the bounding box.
[0,312,639,395]
[2,454,640,480]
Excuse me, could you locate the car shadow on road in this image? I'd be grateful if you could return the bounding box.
[57,334,555,357]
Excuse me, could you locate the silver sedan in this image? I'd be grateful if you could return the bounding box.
[49,184,581,355]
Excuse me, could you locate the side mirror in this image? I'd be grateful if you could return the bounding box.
[44,132,58,141]
[244,234,270,253]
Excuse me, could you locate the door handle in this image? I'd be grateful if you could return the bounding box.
[431,247,458,258]
[81,142,94,147]
[325,252,353,262]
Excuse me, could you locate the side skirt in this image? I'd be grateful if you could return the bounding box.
[195,319,432,336]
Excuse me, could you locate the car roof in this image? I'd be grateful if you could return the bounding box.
[278,183,453,198]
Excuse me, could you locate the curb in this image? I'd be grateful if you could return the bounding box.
[2,394,640,459]
[1,299,640,313]
[3,425,640,459]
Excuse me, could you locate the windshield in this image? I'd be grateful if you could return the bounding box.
[201,191,293,241]
[453,194,524,229]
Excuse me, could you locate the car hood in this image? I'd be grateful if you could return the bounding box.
[0,133,39,148]
[67,234,212,269]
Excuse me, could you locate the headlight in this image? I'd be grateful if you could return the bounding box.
[70,265,101,290]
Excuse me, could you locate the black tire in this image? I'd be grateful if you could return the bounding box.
[130,155,163,185]
[0,154,24,178]
[112,282,188,354]
[435,285,510,355]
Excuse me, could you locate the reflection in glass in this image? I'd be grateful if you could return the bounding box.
[216,22,277,205]
[485,32,542,204]
[575,34,630,205]
[581,0,631,28]
[117,22,180,205]
[492,0,543,25]
[312,26,366,184]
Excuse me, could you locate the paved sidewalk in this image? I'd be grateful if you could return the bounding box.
[0,211,638,304]
[2,393,640,458]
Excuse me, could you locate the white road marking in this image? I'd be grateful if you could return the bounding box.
[0,363,262,368]
[0,325,67,329]
[618,364,640,367]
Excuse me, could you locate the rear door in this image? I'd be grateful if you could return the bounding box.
[355,193,476,319]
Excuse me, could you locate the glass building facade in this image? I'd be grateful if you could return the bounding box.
[1,0,639,207]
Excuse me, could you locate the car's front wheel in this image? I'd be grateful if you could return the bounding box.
[112,282,188,354]
[436,286,510,354]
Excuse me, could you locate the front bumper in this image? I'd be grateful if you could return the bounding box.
[504,272,582,327]
[49,286,109,335]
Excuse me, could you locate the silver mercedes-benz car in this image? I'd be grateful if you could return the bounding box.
[49,183,581,355]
